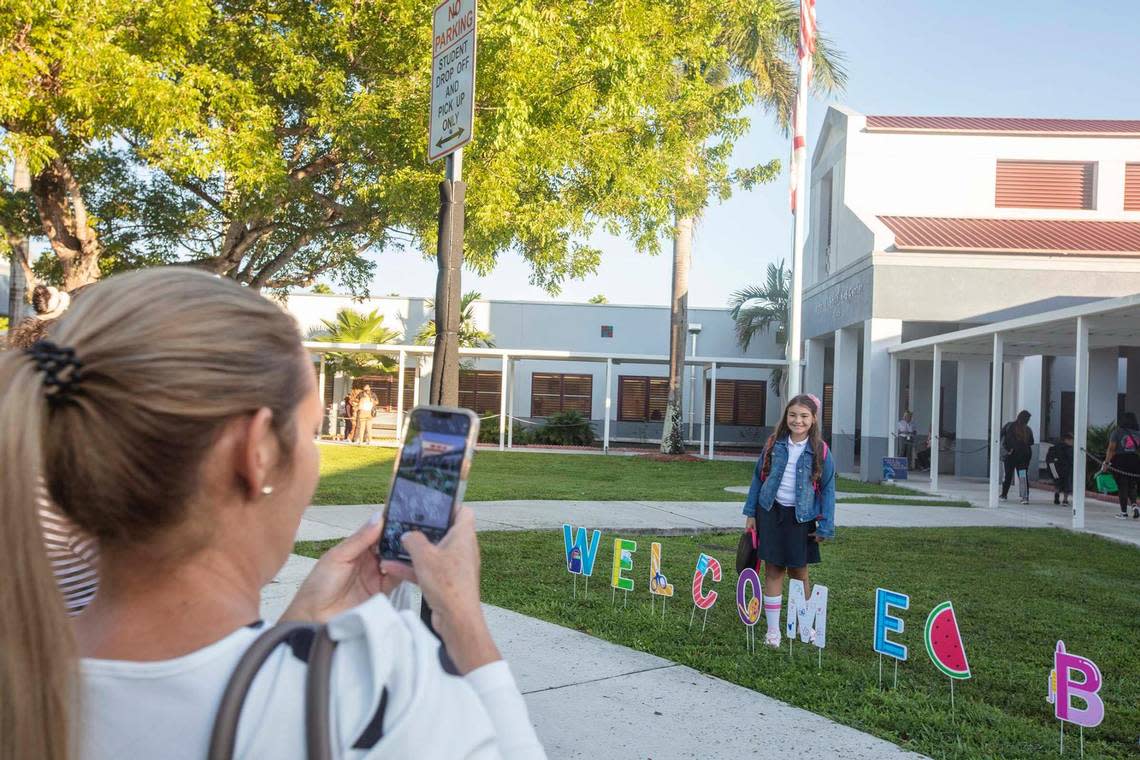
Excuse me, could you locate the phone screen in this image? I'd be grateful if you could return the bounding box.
[378,408,473,560]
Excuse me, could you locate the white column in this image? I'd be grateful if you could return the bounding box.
[699,367,707,457]
[395,350,406,440]
[955,356,991,478]
[317,355,330,437]
[804,338,826,399]
[888,354,899,458]
[1088,348,1118,428]
[930,345,942,493]
[907,360,917,412]
[832,326,859,474]
[1073,318,1090,530]
[989,335,1004,508]
[860,318,903,481]
[708,362,718,460]
[603,358,612,453]
[412,358,422,408]
[507,360,515,448]
[1018,355,1044,479]
[499,354,508,451]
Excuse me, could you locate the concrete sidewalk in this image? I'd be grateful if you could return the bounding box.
[262,559,925,759]
[296,497,1140,547]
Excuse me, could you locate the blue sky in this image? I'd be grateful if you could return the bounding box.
[370,0,1140,307]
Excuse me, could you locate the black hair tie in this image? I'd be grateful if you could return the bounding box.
[25,340,85,405]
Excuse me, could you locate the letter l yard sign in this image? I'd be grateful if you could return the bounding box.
[429,0,476,162]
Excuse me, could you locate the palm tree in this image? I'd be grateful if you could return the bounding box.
[315,308,402,377]
[660,0,846,452]
[415,291,495,348]
[729,259,790,396]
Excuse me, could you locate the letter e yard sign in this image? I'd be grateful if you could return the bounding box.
[429,0,477,162]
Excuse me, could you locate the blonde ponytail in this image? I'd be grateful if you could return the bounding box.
[0,268,310,759]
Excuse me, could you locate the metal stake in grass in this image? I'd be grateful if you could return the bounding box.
[1060,719,1064,755]
[893,659,899,689]
[878,653,883,689]
[611,586,616,607]
[584,576,589,600]
[702,608,709,633]
[817,646,822,671]
[573,575,577,599]
[689,604,697,630]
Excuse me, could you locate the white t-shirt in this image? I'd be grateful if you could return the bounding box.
[896,419,916,436]
[78,595,546,760]
[357,394,375,414]
[776,438,809,506]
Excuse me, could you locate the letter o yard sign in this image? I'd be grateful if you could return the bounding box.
[429,0,476,162]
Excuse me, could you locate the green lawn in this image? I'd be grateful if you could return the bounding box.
[298,527,1140,759]
[314,443,920,504]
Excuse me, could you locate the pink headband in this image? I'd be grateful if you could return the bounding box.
[806,393,821,412]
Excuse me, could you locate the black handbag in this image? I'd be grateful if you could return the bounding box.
[735,528,759,575]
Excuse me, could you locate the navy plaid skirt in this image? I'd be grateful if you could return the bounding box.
[757,502,821,569]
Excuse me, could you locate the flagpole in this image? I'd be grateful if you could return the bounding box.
[785,0,815,399]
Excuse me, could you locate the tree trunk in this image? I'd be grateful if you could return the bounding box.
[7,153,33,321]
[429,176,465,407]
[661,213,692,454]
[29,156,102,290]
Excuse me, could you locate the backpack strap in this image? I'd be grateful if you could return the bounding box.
[209,622,338,760]
[757,434,777,482]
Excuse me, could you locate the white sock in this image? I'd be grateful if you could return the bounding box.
[763,595,782,635]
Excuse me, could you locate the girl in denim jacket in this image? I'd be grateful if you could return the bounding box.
[742,393,836,648]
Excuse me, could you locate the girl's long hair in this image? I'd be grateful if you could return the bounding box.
[761,394,826,484]
[0,268,309,760]
[1008,409,1033,445]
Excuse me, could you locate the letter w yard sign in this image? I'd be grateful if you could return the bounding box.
[429,0,477,162]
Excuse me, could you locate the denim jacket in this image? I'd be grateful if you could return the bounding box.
[741,436,837,538]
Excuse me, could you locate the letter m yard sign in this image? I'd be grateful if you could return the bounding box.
[429,0,477,162]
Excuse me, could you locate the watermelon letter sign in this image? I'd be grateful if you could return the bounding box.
[924,601,971,679]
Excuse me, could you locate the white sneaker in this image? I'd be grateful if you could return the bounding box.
[1133,506,1139,519]
[1114,513,1129,520]
[1020,498,1029,505]
[764,631,782,649]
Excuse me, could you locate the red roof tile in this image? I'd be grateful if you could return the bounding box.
[878,216,1140,255]
[865,116,1140,136]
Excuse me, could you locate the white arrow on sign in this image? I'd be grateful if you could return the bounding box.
[428,0,477,163]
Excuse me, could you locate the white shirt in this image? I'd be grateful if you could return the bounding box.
[78,594,546,760]
[776,438,809,506]
[896,419,916,436]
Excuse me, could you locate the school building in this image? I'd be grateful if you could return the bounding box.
[798,107,1140,500]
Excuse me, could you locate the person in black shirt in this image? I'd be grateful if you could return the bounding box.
[1045,433,1074,506]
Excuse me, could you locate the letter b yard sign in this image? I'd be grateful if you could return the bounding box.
[429,0,477,162]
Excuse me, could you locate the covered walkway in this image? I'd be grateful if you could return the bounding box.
[889,292,1140,529]
[302,342,788,460]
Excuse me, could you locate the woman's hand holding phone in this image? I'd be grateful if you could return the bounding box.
[382,507,501,675]
[282,511,403,624]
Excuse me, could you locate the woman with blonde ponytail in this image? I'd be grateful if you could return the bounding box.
[0,268,545,760]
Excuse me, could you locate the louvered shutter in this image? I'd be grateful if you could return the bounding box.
[735,381,766,426]
[647,378,669,421]
[996,160,1094,209]
[619,377,647,421]
[1126,164,1140,211]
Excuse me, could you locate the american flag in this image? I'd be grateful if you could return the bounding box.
[789,0,817,213]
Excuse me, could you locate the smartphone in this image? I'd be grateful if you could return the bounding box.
[377,405,480,561]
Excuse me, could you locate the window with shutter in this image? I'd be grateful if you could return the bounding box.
[995,160,1094,210]
[702,379,765,425]
[458,370,501,415]
[1126,164,1140,211]
[531,373,593,417]
[735,381,766,426]
[618,377,648,421]
[822,384,834,437]
[647,378,669,421]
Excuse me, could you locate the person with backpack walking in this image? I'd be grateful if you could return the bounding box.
[1000,410,1035,504]
[1101,411,1140,519]
[742,393,836,649]
[1045,433,1075,506]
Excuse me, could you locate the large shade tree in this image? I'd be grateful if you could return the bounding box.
[1,0,792,297]
[658,0,845,453]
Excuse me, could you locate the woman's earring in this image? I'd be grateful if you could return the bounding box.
[261,485,275,496]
